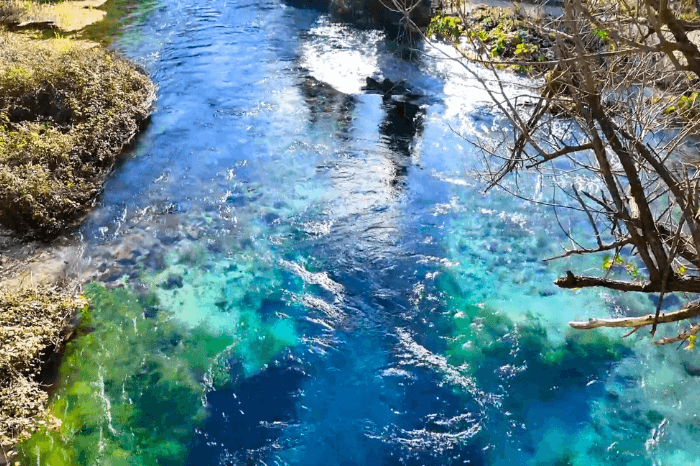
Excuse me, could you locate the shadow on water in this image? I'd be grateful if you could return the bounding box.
[300,76,355,134]
[365,77,425,184]
[299,73,426,189]
[189,362,308,465]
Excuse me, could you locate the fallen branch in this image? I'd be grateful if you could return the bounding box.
[569,300,700,329]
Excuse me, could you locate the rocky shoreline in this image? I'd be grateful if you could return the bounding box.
[0,2,155,461]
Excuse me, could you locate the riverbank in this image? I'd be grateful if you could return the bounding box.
[0,0,108,32]
[0,2,155,461]
[0,30,155,238]
[427,2,560,74]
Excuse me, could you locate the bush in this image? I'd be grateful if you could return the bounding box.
[0,285,86,454]
[0,30,155,238]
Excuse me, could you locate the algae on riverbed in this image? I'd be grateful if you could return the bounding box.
[16,267,298,465]
[0,29,155,238]
[14,283,210,465]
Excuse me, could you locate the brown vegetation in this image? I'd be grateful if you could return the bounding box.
[0,285,86,462]
[0,2,156,459]
[0,0,107,32]
[0,29,155,239]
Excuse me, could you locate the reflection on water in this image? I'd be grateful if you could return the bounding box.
[78,0,162,46]
[18,0,700,465]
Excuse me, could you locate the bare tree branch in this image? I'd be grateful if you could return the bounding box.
[570,300,700,329]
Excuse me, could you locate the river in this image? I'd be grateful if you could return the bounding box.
[17,0,700,464]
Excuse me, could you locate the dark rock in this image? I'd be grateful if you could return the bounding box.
[283,0,431,36]
[647,293,681,311]
[160,274,184,290]
[262,212,281,225]
[364,77,414,97]
[143,306,159,319]
[300,76,355,133]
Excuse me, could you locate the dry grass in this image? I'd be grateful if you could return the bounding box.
[0,285,86,461]
[0,29,155,238]
[0,0,107,32]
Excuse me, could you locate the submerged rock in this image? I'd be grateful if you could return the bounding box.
[363,77,413,96]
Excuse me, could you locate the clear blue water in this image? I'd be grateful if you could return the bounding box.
[20,0,700,465]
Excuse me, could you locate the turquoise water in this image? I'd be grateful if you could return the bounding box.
[19,0,700,464]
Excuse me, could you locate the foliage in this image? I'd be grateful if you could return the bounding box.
[0,29,154,238]
[601,254,642,280]
[665,91,700,118]
[465,14,526,58]
[427,14,462,42]
[0,285,85,453]
[437,6,552,72]
[514,41,538,57]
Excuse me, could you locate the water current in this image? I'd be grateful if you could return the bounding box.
[18,0,700,464]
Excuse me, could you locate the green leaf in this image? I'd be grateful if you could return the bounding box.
[685,334,696,351]
[594,28,608,41]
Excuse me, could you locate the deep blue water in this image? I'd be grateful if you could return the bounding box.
[28,0,700,464]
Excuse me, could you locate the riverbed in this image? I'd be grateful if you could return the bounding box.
[17,0,700,464]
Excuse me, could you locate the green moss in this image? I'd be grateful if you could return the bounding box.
[0,30,155,238]
[15,284,207,465]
